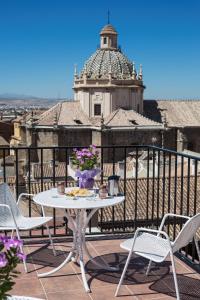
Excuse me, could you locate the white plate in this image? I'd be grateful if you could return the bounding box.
[65,187,95,198]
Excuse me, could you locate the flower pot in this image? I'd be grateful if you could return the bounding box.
[75,169,100,189]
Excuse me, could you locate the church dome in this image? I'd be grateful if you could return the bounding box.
[81,48,133,80]
[80,23,134,80]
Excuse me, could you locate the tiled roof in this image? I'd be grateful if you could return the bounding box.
[36,101,91,127]
[0,135,9,146]
[32,162,124,179]
[13,110,45,124]
[0,177,16,184]
[144,99,200,127]
[22,176,200,234]
[99,176,200,229]
[103,108,162,127]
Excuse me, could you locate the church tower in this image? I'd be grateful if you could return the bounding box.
[73,23,145,118]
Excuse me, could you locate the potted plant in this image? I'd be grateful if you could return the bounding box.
[71,145,100,189]
[0,235,26,299]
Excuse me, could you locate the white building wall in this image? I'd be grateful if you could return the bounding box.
[75,85,143,117]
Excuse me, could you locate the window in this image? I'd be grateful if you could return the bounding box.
[94,104,101,116]
[74,119,82,125]
[129,119,137,125]
[103,37,107,44]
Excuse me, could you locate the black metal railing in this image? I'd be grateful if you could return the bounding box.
[0,145,200,271]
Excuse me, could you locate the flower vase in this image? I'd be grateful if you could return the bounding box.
[75,169,100,189]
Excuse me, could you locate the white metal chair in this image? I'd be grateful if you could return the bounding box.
[115,213,200,299]
[0,183,56,272]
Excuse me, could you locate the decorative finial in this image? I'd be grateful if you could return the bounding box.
[107,9,110,24]
[132,62,137,79]
[74,64,78,77]
[53,112,58,128]
[138,64,143,80]
[163,112,168,128]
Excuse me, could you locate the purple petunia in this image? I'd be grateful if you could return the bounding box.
[17,252,26,261]
[0,235,6,244]
[0,252,8,268]
[4,238,23,250]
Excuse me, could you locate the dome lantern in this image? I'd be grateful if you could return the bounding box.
[100,24,118,50]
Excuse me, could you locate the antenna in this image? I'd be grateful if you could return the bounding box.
[107,9,110,24]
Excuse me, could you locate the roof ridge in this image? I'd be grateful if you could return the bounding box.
[155,99,200,102]
[38,102,61,122]
[104,108,121,125]
[57,101,63,121]
[127,109,162,125]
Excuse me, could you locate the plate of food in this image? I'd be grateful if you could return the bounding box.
[65,187,95,198]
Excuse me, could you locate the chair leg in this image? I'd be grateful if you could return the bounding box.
[170,252,180,300]
[46,223,56,256]
[146,260,152,276]
[15,229,28,273]
[115,251,132,297]
[194,238,200,262]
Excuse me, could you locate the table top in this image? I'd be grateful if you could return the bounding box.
[33,188,124,210]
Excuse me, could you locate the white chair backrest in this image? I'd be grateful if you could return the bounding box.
[173,213,200,252]
[0,183,21,219]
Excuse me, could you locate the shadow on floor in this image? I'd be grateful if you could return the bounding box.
[86,252,200,299]
[86,252,170,285]
[26,244,69,268]
[151,273,200,300]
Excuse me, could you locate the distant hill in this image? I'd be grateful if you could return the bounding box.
[0,94,70,106]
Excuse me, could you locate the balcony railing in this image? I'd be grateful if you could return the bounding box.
[0,145,200,272]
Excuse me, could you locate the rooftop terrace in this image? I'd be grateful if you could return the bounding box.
[11,238,200,299]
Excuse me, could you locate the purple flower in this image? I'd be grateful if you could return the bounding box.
[86,152,92,158]
[4,238,22,250]
[91,144,96,149]
[17,252,26,261]
[0,235,7,244]
[0,253,8,268]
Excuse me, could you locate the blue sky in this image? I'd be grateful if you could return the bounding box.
[0,0,200,99]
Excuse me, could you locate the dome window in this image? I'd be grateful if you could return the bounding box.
[103,37,107,44]
[94,104,101,116]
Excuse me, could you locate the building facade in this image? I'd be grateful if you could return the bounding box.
[9,22,200,165]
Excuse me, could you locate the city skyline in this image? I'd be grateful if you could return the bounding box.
[0,0,200,99]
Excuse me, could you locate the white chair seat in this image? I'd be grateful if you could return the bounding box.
[121,232,171,263]
[0,216,52,230]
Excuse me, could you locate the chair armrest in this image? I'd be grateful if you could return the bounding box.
[129,227,171,253]
[17,193,44,217]
[159,213,190,232]
[136,227,170,240]
[17,193,34,205]
[0,204,18,229]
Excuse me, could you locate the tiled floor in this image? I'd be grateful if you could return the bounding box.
[10,238,200,300]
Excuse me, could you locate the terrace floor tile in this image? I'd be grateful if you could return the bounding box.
[9,238,200,300]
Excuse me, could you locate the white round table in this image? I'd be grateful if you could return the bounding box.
[33,188,124,293]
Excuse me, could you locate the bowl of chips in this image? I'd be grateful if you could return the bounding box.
[65,187,94,198]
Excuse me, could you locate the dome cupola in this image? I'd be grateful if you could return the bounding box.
[100,24,118,50]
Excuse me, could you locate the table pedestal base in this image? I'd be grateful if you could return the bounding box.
[38,209,117,293]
